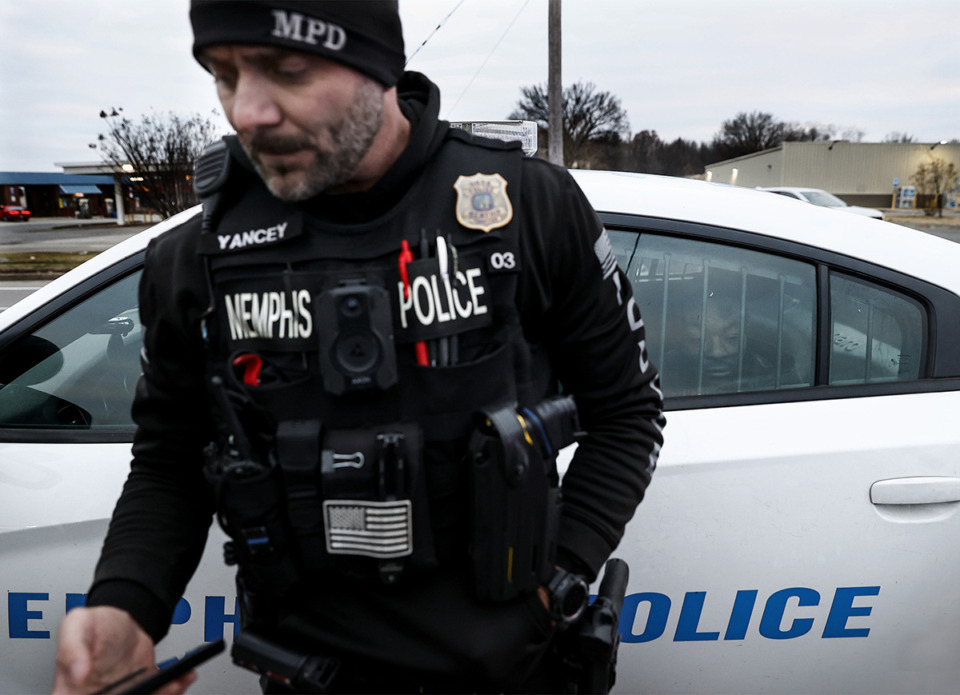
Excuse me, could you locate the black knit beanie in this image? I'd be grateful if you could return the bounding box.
[190,0,405,87]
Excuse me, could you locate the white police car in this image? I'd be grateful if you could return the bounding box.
[2,171,960,694]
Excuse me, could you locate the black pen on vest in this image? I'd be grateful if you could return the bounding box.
[436,233,450,367]
[448,234,459,365]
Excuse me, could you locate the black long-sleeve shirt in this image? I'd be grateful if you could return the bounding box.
[87,72,665,643]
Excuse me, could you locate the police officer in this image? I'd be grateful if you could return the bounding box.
[52,2,665,693]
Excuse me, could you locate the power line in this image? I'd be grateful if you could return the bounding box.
[447,0,532,118]
[405,0,467,67]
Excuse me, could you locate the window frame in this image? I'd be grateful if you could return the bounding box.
[598,212,960,411]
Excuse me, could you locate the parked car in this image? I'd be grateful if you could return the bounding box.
[0,204,31,222]
[757,186,885,219]
[2,172,960,694]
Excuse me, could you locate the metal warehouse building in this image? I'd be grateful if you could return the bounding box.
[705,141,960,209]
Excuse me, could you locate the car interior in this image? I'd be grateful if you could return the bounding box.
[608,228,926,397]
[608,230,816,398]
[0,271,143,430]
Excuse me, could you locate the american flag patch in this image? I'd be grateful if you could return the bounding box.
[322,500,413,559]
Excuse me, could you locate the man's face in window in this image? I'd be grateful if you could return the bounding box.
[679,294,742,385]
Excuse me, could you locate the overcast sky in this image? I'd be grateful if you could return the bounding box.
[1,0,957,172]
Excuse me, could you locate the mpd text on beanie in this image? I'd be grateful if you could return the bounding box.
[190,0,405,87]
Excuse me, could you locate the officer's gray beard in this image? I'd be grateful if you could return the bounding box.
[241,80,384,202]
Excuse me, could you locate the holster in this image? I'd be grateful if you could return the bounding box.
[557,558,630,695]
[468,396,579,601]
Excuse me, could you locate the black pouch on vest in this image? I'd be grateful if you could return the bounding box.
[314,423,437,577]
[209,457,300,596]
[468,402,561,602]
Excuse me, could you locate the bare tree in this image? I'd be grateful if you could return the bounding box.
[91,108,221,218]
[627,130,666,174]
[711,112,865,161]
[712,111,786,160]
[912,154,959,217]
[839,127,866,143]
[783,122,836,142]
[509,81,629,167]
[883,132,916,143]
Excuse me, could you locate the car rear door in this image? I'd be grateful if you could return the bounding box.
[602,215,960,694]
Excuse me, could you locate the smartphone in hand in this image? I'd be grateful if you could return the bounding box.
[92,639,226,695]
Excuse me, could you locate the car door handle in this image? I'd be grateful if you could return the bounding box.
[870,477,960,505]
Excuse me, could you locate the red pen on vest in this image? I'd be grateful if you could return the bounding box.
[398,240,429,366]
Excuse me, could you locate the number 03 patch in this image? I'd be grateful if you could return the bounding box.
[454,173,514,232]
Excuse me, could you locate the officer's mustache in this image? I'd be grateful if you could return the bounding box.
[244,134,319,158]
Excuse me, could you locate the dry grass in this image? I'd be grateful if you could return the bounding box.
[0,252,95,277]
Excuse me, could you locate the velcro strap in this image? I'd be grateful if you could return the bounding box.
[276,419,322,530]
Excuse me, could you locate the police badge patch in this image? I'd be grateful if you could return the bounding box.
[453,173,513,232]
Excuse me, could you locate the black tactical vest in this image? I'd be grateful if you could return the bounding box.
[197,131,549,585]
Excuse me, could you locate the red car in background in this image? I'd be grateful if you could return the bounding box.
[0,205,31,221]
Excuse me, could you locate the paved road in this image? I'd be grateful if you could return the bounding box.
[0,218,149,309]
[0,280,49,310]
[0,217,148,254]
[895,219,960,245]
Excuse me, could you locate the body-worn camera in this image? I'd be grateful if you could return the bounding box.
[316,283,398,394]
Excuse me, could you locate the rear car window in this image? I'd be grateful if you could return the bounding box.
[609,231,817,397]
[829,272,924,385]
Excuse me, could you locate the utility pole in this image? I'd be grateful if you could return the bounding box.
[548,0,563,166]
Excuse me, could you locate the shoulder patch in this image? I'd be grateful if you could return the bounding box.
[454,173,513,233]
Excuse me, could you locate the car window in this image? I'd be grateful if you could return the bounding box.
[610,231,816,397]
[0,270,143,431]
[829,272,924,384]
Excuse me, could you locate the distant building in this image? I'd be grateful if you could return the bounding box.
[0,172,119,218]
[57,162,169,225]
[705,142,960,209]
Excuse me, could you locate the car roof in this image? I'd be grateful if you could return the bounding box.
[570,170,960,294]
